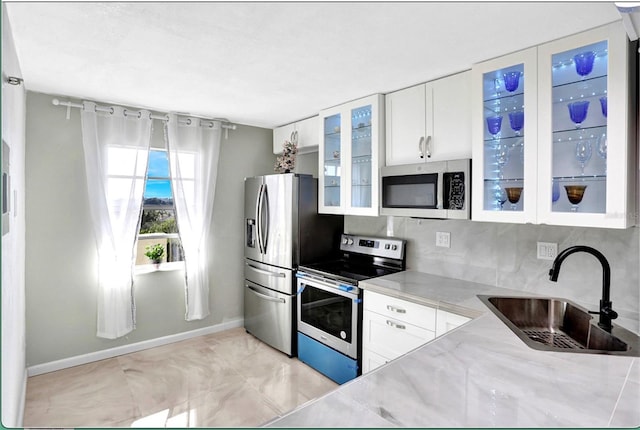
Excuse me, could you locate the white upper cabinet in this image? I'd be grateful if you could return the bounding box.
[471,47,538,224]
[273,116,319,154]
[318,94,384,216]
[537,23,635,229]
[385,71,472,166]
[472,22,635,228]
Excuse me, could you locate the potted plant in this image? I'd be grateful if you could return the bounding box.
[145,243,165,268]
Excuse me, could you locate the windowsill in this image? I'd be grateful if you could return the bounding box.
[135,261,185,275]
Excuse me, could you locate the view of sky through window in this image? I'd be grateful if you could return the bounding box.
[144,150,172,201]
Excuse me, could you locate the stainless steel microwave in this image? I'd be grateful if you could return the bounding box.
[380,159,471,219]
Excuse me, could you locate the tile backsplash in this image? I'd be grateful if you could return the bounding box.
[345,216,640,333]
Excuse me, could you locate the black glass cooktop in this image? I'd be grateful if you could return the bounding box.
[299,259,399,283]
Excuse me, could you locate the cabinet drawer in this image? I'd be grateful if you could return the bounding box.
[364,290,436,331]
[363,309,435,361]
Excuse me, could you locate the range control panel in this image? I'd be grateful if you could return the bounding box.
[339,234,406,260]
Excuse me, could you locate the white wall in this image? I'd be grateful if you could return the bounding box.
[24,91,276,366]
[1,5,27,427]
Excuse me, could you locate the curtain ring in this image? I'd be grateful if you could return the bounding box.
[209,122,214,128]
[109,107,114,114]
[137,111,142,119]
[186,118,192,125]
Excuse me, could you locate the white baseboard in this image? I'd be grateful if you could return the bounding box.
[27,318,244,377]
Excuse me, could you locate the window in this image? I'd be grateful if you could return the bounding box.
[136,149,184,266]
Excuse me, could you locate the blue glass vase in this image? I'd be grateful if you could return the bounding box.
[567,101,590,128]
[486,115,503,138]
[573,51,596,78]
[599,96,607,118]
[503,71,522,92]
[552,180,560,203]
[508,111,524,135]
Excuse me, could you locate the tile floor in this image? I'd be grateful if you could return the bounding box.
[23,328,338,427]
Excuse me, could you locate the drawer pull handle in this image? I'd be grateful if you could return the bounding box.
[386,320,406,330]
[386,305,406,314]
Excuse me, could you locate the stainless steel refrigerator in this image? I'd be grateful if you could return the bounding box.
[244,173,343,356]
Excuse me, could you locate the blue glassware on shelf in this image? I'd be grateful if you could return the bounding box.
[599,96,607,118]
[508,111,524,135]
[503,71,522,92]
[567,101,590,128]
[552,180,560,203]
[495,188,507,211]
[573,51,596,78]
[486,115,503,139]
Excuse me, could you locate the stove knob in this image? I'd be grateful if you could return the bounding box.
[385,244,390,250]
[342,237,348,245]
[347,238,354,245]
[391,245,398,251]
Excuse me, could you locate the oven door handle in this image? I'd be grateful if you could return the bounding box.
[246,285,285,303]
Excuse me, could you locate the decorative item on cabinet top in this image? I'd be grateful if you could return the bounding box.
[272,115,319,155]
[274,140,298,174]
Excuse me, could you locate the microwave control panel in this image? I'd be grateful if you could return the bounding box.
[443,171,465,210]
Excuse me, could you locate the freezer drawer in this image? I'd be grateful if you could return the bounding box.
[245,259,294,295]
[244,280,294,356]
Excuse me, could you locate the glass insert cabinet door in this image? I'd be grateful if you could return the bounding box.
[351,104,372,209]
[323,113,342,208]
[537,22,633,229]
[482,63,525,212]
[471,47,537,224]
[319,94,383,216]
[549,40,607,214]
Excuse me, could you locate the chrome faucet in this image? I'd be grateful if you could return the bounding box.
[548,245,618,332]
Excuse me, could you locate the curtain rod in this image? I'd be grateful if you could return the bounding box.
[51,98,237,131]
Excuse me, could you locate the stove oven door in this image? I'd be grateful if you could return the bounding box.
[296,275,359,359]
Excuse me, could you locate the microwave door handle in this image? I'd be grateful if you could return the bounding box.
[418,136,425,159]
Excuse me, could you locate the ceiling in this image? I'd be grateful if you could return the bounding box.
[4,2,630,129]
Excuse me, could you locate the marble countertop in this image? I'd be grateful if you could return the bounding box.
[267,271,640,428]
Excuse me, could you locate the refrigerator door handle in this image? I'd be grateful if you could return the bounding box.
[261,185,270,252]
[246,262,286,278]
[246,285,286,303]
[256,184,265,254]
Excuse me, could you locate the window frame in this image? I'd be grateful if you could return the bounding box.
[135,148,185,272]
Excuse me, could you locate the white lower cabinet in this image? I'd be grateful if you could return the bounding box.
[362,290,471,374]
[436,309,471,337]
[362,348,392,374]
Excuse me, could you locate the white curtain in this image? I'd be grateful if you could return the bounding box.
[165,114,221,320]
[80,101,152,339]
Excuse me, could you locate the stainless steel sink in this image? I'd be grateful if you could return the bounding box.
[478,295,640,357]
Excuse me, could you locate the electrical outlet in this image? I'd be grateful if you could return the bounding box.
[436,232,451,248]
[537,242,558,260]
